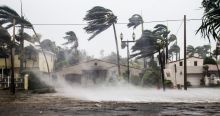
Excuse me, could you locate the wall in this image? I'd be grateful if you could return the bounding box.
[38,51,55,73]
[165,57,204,87]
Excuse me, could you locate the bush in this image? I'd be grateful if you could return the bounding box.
[187,81,192,86]
[204,57,216,65]
[164,80,173,88]
[22,71,51,90]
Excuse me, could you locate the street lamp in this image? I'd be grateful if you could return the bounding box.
[120,32,136,83]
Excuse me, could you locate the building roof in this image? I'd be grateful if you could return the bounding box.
[206,64,220,71]
[63,58,142,70]
[168,56,203,63]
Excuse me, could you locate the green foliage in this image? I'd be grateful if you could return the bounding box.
[127,14,143,29]
[40,39,57,53]
[22,71,50,90]
[197,0,220,41]
[63,31,78,50]
[83,6,117,40]
[0,26,11,45]
[164,80,173,88]
[0,5,32,29]
[204,57,216,64]
[187,44,211,58]
[141,59,160,86]
[130,75,142,85]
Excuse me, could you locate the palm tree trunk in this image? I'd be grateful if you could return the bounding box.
[166,39,168,63]
[158,50,165,91]
[32,27,51,78]
[176,52,178,61]
[112,23,121,76]
[10,19,16,94]
[19,23,24,74]
[215,50,220,78]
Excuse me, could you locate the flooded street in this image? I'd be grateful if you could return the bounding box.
[1,88,220,116]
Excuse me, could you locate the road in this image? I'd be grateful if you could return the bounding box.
[0,92,220,116]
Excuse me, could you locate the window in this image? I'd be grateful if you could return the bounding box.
[194,61,197,66]
[166,72,171,77]
[179,61,183,66]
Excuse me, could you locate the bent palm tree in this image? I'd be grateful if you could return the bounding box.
[63,31,78,53]
[186,45,195,57]
[197,0,220,41]
[153,24,170,64]
[0,26,11,69]
[131,30,166,90]
[0,5,50,93]
[0,5,32,73]
[127,14,144,30]
[83,6,121,75]
[169,42,180,61]
[127,14,148,68]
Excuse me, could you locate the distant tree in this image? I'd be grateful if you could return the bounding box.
[40,39,57,53]
[153,24,171,64]
[127,14,144,30]
[204,57,216,65]
[84,6,121,75]
[169,42,180,61]
[23,45,37,68]
[0,5,32,75]
[131,29,176,90]
[187,45,211,58]
[187,45,195,57]
[141,58,160,87]
[63,31,78,53]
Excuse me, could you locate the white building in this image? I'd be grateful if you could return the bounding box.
[164,56,204,87]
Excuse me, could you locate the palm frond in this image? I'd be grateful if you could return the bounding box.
[127,14,143,29]
[83,6,117,40]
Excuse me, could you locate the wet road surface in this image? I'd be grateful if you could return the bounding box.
[0,92,220,116]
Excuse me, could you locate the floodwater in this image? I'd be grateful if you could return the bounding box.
[55,84,220,103]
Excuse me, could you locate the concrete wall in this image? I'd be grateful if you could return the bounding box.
[38,52,55,73]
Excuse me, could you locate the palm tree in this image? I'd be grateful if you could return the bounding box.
[127,14,144,30]
[169,42,180,61]
[127,14,148,68]
[186,45,195,57]
[83,6,121,75]
[187,45,211,58]
[197,0,220,41]
[63,31,78,53]
[0,5,32,72]
[153,24,170,64]
[0,5,50,94]
[24,45,37,68]
[131,30,165,90]
[0,26,11,69]
[131,27,176,90]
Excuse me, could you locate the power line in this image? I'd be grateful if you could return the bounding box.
[31,18,202,26]
[175,20,184,36]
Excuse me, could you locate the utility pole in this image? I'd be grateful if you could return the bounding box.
[127,40,130,82]
[184,15,187,90]
[19,0,24,73]
[120,32,136,83]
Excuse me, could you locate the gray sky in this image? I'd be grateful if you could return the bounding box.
[1,0,215,58]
